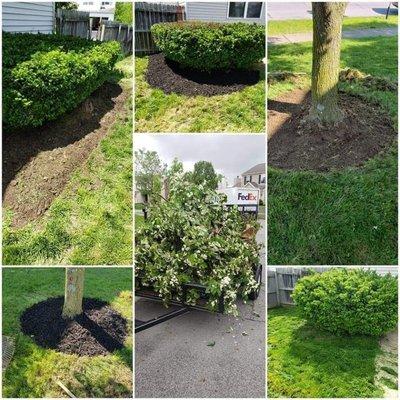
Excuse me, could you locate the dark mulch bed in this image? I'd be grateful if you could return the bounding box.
[145,53,261,96]
[20,297,128,356]
[268,89,396,171]
[3,82,129,228]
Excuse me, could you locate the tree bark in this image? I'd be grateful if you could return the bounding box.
[309,2,347,124]
[62,268,85,319]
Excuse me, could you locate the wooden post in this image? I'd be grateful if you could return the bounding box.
[274,270,281,306]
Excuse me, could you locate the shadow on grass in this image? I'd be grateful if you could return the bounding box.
[268,36,398,79]
[268,307,383,398]
[288,322,381,378]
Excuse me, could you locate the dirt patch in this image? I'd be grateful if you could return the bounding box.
[145,53,260,97]
[3,82,129,228]
[268,89,396,172]
[20,297,128,356]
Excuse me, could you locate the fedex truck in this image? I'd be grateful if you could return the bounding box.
[218,187,260,216]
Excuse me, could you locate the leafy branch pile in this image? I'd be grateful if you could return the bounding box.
[3,33,122,129]
[292,268,398,336]
[135,161,260,315]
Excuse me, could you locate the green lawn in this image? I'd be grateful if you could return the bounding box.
[268,15,398,36]
[268,36,398,265]
[135,57,265,132]
[268,306,383,398]
[2,268,133,398]
[2,57,133,266]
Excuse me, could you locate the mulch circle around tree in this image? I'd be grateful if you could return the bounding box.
[268,88,397,172]
[145,53,261,96]
[20,297,128,356]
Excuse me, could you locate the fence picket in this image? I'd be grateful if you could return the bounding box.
[56,9,132,55]
[135,1,185,55]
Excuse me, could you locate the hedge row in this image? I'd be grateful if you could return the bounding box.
[3,33,122,130]
[3,32,97,69]
[292,268,398,336]
[151,22,265,72]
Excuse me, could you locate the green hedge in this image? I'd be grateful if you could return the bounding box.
[3,33,122,129]
[292,268,398,336]
[151,21,265,72]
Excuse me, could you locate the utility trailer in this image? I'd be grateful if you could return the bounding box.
[135,263,262,333]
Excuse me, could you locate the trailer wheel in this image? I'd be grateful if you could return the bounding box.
[249,264,262,300]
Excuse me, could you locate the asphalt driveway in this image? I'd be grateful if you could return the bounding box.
[135,220,265,398]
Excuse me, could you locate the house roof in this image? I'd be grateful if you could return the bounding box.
[233,181,265,190]
[242,163,265,175]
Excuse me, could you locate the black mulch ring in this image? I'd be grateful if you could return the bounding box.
[145,53,261,96]
[20,297,128,356]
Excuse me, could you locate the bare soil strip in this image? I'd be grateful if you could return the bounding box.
[3,82,129,228]
[268,88,396,171]
[146,53,260,97]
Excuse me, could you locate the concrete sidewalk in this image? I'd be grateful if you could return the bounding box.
[268,2,397,20]
[269,26,398,44]
[135,219,266,398]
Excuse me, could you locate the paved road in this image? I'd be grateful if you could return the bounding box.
[269,26,398,44]
[268,2,397,20]
[135,220,265,398]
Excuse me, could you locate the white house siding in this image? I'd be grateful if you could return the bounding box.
[185,2,265,25]
[2,2,54,34]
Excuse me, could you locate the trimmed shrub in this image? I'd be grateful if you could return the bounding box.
[151,21,265,72]
[3,33,122,129]
[292,268,398,336]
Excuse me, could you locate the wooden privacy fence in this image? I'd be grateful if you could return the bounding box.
[267,268,309,309]
[135,2,185,55]
[97,21,133,54]
[56,9,90,38]
[56,9,132,54]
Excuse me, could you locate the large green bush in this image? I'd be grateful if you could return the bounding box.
[292,268,398,336]
[135,160,260,315]
[3,33,122,129]
[151,21,265,72]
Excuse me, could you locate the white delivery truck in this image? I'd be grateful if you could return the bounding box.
[218,187,260,217]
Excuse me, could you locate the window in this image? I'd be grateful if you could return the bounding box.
[246,2,263,18]
[228,2,245,18]
[228,2,263,19]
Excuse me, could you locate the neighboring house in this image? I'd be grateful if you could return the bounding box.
[2,2,55,34]
[78,0,115,32]
[185,1,265,24]
[234,162,266,201]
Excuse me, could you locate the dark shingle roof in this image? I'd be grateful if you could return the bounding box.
[242,163,265,175]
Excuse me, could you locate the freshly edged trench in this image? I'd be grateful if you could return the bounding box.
[3,82,129,228]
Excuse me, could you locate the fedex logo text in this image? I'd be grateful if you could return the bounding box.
[238,193,257,201]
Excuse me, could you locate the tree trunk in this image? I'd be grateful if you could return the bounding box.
[62,268,85,319]
[309,2,347,124]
